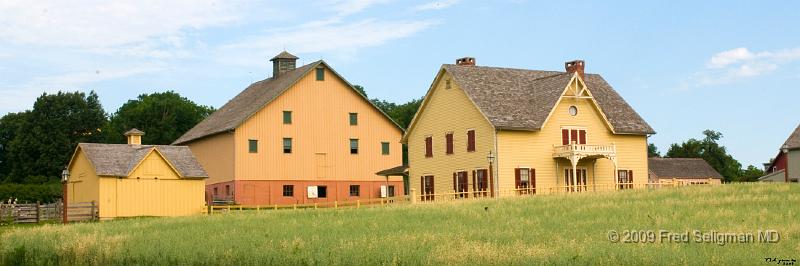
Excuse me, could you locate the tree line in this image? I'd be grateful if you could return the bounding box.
[648,130,764,182]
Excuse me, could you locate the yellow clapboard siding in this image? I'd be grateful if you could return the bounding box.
[233,66,403,183]
[497,78,647,191]
[185,132,234,185]
[407,71,496,194]
[67,149,100,204]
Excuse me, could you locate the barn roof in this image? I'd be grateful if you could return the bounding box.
[440,64,655,134]
[648,158,723,179]
[75,143,208,178]
[173,60,402,145]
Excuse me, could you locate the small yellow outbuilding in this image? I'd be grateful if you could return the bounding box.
[66,129,208,219]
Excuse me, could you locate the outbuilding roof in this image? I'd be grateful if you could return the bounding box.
[440,64,655,134]
[648,158,723,179]
[75,143,208,178]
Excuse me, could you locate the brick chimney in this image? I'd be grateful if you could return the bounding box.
[124,128,144,145]
[270,51,299,78]
[456,57,476,66]
[565,60,585,79]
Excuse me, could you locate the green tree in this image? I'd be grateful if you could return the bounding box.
[0,111,29,181]
[647,143,661,158]
[737,165,764,182]
[666,130,742,183]
[353,85,368,97]
[6,91,107,182]
[105,91,214,145]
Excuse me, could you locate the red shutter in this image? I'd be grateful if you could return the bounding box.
[446,133,453,154]
[514,168,521,189]
[531,169,536,194]
[629,170,634,186]
[467,130,475,152]
[425,137,432,157]
[570,130,578,144]
[472,170,477,191]
[420,176,425,195]
[561,129,569,145]
[452,172,457,192]
[579,130,587,144]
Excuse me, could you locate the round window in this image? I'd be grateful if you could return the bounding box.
[569,106,578,116]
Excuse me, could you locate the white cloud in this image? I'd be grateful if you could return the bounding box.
[326,0,390,16]
[0,0,246,57]
[680,47,800,88]
[220,19,436,66]
[414,0,461,11]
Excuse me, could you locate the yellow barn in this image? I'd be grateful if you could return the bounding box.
[404,58,656,198]
[66,129,208,218]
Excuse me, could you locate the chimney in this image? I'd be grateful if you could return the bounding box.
[270,51,299,78]
[456,57,476,66]
[565,60,585,79]
[124,128,145,145]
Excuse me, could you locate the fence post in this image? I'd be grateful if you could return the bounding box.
[357,200,360,208]
[274,204,278,210]
[293,204,297,210]
[334,201,338,209]
[314,203,318,209]
[708,178,712,185]
[207,205,212,215]
[36,201,41,224]
[410,188,417,204]
[256,205,260,211]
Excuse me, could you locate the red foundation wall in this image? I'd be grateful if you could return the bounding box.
[206,180,404,205]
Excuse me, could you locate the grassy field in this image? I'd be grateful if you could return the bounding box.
[1,183,798,265]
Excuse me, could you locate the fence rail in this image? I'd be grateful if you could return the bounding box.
[0,201,98,224]
[207,196,409,214]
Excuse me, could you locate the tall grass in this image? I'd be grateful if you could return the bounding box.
[1,183,797,265]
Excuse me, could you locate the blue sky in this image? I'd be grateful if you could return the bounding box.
[0,0,798,167]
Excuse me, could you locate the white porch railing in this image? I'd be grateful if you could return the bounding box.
[553,143,616,158]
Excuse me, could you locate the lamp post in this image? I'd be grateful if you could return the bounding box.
[61,168,70,224]
[487,151,495,197]
[782,144,789,182]
[782,144,789,154]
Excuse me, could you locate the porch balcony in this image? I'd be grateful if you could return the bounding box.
[552,143,616,159]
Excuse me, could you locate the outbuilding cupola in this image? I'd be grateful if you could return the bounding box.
[124,128,145,145]
[270,51,299,78]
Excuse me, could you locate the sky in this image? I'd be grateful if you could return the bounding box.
[0,0,798,167]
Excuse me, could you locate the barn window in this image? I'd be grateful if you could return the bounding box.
[213,187,218,196]
[381,142,390,155]
[248,139,258,153]
[283,185,294,197]
[316,68,325,81]
[283,138,292,153]
[349,113,358,125]
[283,111,292,124]
[318,186,328,198]
[350,139,359,154]
[349,185,360,196]
[225,185,231,196]
[388,185,396,197]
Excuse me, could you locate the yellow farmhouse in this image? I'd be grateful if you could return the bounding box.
[173,51,404,205]
[404,57,655,198]
[66,129,208,218]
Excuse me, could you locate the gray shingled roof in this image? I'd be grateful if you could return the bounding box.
[173,60,402,145]
[442,64,655,134]
[648,158,723,179]
[376,165,408,176]
[173,61,320,144]
[783,123,800,150]
[123,128,144,136]
[271,51,298,60]
[77,143,208,178]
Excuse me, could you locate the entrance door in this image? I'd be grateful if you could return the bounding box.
[564,169,588,192]
[454,171,468,198]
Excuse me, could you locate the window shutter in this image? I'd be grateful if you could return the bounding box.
[629,170,634,184]
[514,168,521,188]
[570,130,578,144]
[446,133,453,154]
[579,130,587,144]
[472,170,477,191]
[452,173,457,192]
[561,129,569,145]
[531,169,536,193]
[467,130,475,152]
[421,176,424,194]
[425,137,432,157]
[431,176,435,194]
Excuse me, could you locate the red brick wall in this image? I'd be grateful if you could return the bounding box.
[206,180,404,205]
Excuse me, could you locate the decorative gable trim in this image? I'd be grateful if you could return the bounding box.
[125,148,183,178]
[540,73,617,134]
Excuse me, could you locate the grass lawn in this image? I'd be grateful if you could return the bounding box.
[1,183,798,265]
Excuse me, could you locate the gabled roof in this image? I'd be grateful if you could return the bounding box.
[173,60,402,145]
[648,158,723,179]
[782,123,800,150]
[74,143,208,178]
[271,51,298,60]
[123,128,145,136]
[435,64,655,134]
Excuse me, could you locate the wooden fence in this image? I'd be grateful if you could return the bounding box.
[207,196,408,214]
[0,201,98,224]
